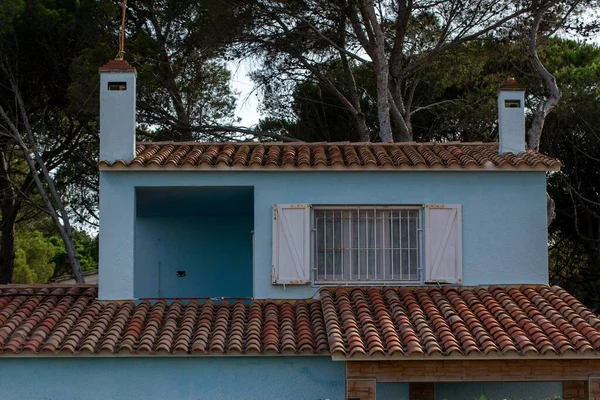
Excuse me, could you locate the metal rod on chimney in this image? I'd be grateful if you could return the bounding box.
[119,0,128,60]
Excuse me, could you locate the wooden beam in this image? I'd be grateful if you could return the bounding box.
[563,381,587,400]
[409,383,435,400]
[347,360,600,382]
[347,378,376,400]
[589,377,600,400]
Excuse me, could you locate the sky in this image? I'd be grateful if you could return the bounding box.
[230,61,261,128]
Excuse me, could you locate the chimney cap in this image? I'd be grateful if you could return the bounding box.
[499,77,524,92]
[99,59,137,75]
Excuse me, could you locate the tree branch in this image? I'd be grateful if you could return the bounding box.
[526,3,562,151]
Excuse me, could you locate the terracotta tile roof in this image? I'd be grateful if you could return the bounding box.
[98,59,136,74]
[321,286,600,359]
[0,286,327,356]
[98,142,561,171]
[0,285,598,358]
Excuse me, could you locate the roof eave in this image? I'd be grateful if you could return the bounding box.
[98,162,560,172]
[332,351,600,362]
[1,350,597,360]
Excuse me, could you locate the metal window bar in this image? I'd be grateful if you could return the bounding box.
[314,206,420,283]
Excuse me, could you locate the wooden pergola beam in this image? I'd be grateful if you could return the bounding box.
[345,360,600,400]
[347,359,600,382]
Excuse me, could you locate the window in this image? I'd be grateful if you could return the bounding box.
[271,203,462,286]
[314,207,421,283]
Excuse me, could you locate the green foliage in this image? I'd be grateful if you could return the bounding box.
[12,231,56,284]
[258,39,521,143]
[9,216,98,283]
[48,231,98,279]
[0,0,24,33]
[125,0,249,141]
[259,61,379,142]
[544,40,600,311]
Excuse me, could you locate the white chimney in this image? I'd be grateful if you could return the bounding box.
[497,77,525,154]
[98,59,137,163]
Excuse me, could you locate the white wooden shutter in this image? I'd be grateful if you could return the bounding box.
[424,204,462,284]
[272,204,311,284]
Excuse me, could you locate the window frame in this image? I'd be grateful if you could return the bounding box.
[311,205,423,286]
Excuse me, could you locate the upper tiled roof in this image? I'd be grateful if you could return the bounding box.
[0,285,597,358]
[98,142,561,171]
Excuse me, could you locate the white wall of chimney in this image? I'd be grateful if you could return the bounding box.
[498,90,526,154]
[99,71,136,163]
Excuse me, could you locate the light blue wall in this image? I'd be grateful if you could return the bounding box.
[99,172,135,299]
[135,215,253,298]
[99,170,548,299]
[0,357,344,400]
[435,381,562,400]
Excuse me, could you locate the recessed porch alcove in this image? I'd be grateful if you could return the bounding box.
[134,186,254,299]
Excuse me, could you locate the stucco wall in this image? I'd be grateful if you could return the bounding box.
[135,215,253,298]
[99,170,548,300]
[0,357,344,400]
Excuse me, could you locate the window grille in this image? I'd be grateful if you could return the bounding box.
[314,207,421,283]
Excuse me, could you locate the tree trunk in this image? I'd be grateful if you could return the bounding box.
[392,117,412,142]
[0,207,17,284]
[374,63,393,142]
[148,11,194,141]
[0,64,85,284]
[339,44,369,141]
[547,192,556,227]
[527,4,561,151]
[527,5,561,227]
[352,110,370,142]
[0,150,17,284]
[16,106,85,284]
[360,0,393,142]
[388,83,412,142]
[0,115,85,283]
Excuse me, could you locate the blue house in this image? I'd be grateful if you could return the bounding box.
[1,59,600,400]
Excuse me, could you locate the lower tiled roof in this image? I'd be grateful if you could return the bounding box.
[0,285,599,359]
[98,142,561,171]
[321,286,600,359]
[0,286,327,356]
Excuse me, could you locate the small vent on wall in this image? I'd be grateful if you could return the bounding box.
[108,82,127,91]
[504,99,521,108]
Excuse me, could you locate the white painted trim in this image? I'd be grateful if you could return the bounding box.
[312,205,422,210]
[313,280,420,286]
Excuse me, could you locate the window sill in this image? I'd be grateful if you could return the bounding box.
[313,280,421,287]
